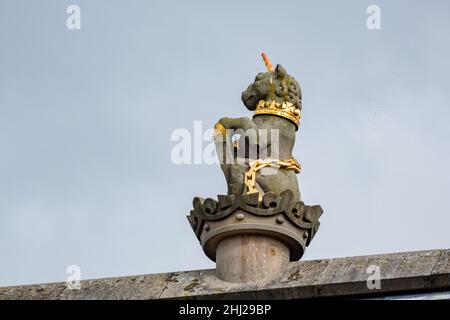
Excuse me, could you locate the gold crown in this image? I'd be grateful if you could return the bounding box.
[253,100,301,129]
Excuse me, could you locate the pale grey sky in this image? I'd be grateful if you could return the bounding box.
[1,0,449,287]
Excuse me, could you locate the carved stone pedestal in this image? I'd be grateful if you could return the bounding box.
[188,191,323,284]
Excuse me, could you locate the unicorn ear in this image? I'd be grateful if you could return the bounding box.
[275,64,287,77]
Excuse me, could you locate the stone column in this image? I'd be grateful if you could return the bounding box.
[215,234,290,283]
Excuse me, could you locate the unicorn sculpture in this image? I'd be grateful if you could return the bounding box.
[187,53,323,283]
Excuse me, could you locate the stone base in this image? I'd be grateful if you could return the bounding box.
[1,250,448,299]
[188,191,323,283]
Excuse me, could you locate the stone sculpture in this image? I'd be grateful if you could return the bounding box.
[188,53,323,283]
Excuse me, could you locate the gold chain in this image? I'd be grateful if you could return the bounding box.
[244,158,301,200]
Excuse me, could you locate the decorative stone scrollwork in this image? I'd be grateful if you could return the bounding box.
[187,191,323,261]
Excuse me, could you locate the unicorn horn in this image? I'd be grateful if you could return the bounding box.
[261,52,274,72]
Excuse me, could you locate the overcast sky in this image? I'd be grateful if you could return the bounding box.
[1,0,449,287]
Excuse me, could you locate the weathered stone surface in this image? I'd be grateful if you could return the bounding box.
[0,273,168,300]
[216,235,290,284]
[429,249,450,288]
[316,250,444,297]
[1,249,448,300]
